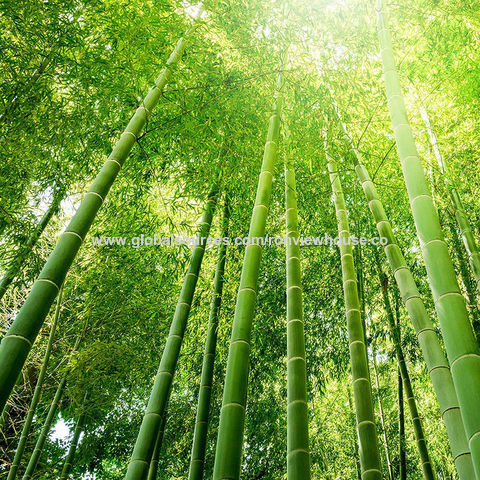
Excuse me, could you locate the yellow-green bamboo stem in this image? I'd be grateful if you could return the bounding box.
[7,287,63,480]
[125,186,217,480]
[326,142,382,480]
[188,197,230,480]
[376,2,480,476]
[285,159,310,479]
[212,53,287,480]
[419,105,480,291]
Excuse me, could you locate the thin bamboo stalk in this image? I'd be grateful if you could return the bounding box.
[325,140,382,480]
[212,52,287,480]
[7,287,63,480]
[125,186,217,480]
[188,197,230,480]
[285,159,310,479]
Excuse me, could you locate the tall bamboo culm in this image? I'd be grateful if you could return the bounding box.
[376,2,480,476]
[419,105,480,290]
[125,186,217,480]
[146,413,167,480]
[332,101,475,479]
[285,159,310,479]
[212,53,287,480]
[325,142,382,480]
[374,253,434,480]
[188,197,230,480]
[7,287,63,480]
[0,11,203,413]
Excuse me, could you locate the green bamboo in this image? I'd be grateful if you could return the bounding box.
[398,367,406,480]
[59,399,87,480]
[419,105,480,290]
[333,101,475,479]
[446,218,480,335]
[146,412,167,480]
[21,376,67,479]
[285,159,310,479]
[188,197,230,480]
[393,295,407,480]
[7,287,63,480]
[348,389,362,480]
[21,333,81,480]
[326,143,382,480]
[0,13,202,413]
[125,186,217,480]
[371,350,393,480]
[377,2,480,476]
[375,254,434,480]
[0,188,65,302]
[212,54,286,480]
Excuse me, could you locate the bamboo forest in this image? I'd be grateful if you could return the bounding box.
[2,0,480,478]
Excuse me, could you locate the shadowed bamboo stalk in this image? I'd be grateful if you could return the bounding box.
[59,394,87,480]
[398,366,406,480]
[0,188,65,302]
[212,53,287,480]
[7,287,63,480]
[22,334,82,480]
[376,2,480,476]
[0,11,204,413]
[419,105,480,291]
[325,140,382,480]
[332,101,475,479]
[285,159,310,479]
[188,197,230,480]
[374,253,434,480]
[125,186,218,480]
[146,412,167,480]
[371,350,393,480]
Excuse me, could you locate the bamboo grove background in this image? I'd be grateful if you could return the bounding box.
[1,0,480,478]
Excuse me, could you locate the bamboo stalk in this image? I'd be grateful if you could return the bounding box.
[7,287,63,480]
[212,52,287,480]
[188,197,230,480]
[325,139,382,480]
[125,186,218,480]
[285,158,310,479]
[376,2,480,476]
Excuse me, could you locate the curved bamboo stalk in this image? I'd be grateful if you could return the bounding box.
[376,2,480,476]
[285,159,310,479]
[188,197,230,480]
[332,101,475,479]
[0,12,203,413]
[125,186,217,480]
[0,188,65,302]
[325,142,382,480]
[7,287,63,480]
[212,53,286,480]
